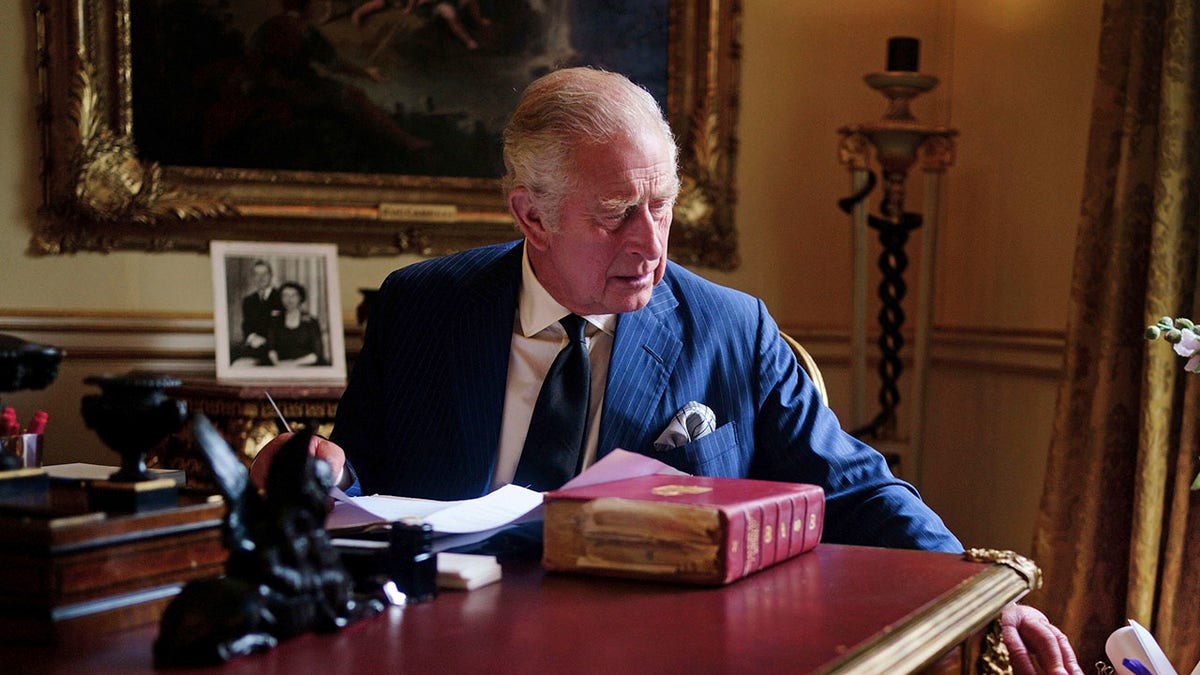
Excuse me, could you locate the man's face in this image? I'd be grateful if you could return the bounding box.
[252,264,272,292]
[527,127,677,316]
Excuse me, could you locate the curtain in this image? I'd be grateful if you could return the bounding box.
[1029,0,1200,666]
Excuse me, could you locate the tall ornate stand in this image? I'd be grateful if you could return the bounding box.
[837,38,956,484]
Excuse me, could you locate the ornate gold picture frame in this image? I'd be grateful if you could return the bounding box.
[33,0,742,268]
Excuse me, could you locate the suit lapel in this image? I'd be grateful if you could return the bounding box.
[450,243,522,484]
[598,279,682,458]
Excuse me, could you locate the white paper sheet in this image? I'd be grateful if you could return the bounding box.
[327,484,541,534]
[325,448,686,535]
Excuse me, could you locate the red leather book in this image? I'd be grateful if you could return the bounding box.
[542,474,824,585]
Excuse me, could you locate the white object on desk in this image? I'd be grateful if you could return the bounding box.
[1106,619,1178,675]
[437,553,502,590]
[327,483,543,534]
[44,462,186,487]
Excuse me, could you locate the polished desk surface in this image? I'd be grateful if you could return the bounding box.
[4,544,1027,674]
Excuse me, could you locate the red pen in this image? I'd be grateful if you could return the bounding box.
[26,410,48,435]
[1,407,16,436]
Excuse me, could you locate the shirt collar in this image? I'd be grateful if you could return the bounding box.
[519,245,616,338]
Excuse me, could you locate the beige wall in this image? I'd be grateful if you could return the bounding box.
[0,2,1102,555]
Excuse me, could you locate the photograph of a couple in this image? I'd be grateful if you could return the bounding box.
[212,241,346,382]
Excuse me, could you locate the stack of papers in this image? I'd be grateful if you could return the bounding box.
[326,483,544,553]
[325,449,688,547]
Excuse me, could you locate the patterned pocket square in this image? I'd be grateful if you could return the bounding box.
[653,401,717,451]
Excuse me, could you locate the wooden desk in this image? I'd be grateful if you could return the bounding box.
[0,544,1034,673]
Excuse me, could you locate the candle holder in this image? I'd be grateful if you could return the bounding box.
[836,38,956,483]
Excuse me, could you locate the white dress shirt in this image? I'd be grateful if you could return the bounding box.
[491,248,616,489]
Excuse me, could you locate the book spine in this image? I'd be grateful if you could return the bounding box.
[723,486,823,583]
[786,492,806,558]
[777,493,796,560]
[759,497,780,570]
[803,490,825,551]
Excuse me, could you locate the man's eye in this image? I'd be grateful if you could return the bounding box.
[601,208,632,225]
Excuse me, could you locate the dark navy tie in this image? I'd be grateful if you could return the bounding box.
[513,314,590,491]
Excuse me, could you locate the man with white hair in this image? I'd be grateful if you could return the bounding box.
[254,67,1082,675]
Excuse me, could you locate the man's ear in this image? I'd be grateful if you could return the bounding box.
[509,188,549,250]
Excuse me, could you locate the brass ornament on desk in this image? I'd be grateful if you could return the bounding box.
[978,620,1013,675]
[963,547,1044,590]
[963,548,1044,675]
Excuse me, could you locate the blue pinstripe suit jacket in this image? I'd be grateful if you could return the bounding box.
[332,240,962,552]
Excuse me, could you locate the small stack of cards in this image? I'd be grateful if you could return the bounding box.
[436,553,502,590]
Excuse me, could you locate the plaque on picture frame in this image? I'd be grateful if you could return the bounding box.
[211,241,346,383]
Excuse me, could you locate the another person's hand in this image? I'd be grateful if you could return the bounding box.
[1001,604,1083,675]
[250,432,348,491]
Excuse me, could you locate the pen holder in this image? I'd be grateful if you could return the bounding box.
[1,433,42,469]
[0,433,49,507]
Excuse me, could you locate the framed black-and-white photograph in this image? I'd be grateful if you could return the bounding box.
[211,241,346,382]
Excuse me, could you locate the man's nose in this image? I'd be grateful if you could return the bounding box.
[625,204,666,259]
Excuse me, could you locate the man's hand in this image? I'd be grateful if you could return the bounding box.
[250,432,348,491]
[1001,604,1083,675]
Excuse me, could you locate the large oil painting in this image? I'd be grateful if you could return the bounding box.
[34,0,742,267]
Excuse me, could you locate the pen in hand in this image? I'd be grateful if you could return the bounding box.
[266,386,350,497]
[265,391,351,501]
[264,391,290,435]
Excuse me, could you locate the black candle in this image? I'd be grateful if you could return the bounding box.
[886,37,920,72]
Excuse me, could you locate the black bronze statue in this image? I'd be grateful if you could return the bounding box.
[154,414,384,665]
